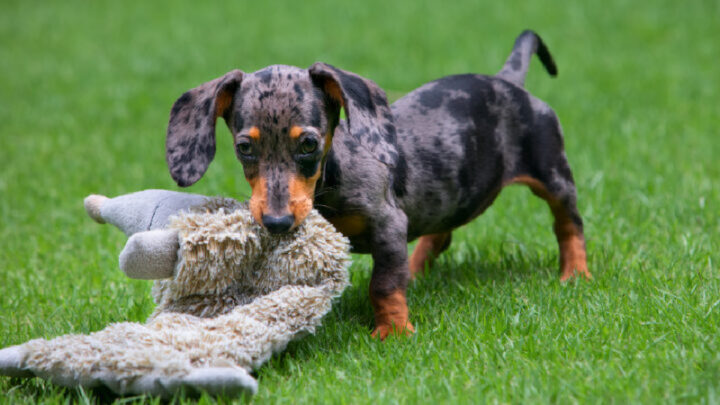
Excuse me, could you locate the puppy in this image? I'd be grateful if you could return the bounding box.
[165,30,590,339]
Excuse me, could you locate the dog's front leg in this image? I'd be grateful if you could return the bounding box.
[369,209,414,339]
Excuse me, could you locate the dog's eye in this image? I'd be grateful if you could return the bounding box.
[236,141,253,156]
[299,137,318,155]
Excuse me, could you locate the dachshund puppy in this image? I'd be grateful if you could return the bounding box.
[165,30,590,339]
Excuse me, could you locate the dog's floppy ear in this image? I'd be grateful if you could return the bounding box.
[166,70,244,187]
[308,62,399,168]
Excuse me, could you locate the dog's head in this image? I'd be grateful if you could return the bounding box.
[166,63,396,233]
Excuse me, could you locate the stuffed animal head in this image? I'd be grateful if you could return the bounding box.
[152,199,351,318]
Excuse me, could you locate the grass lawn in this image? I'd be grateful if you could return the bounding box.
[1,0,718,403]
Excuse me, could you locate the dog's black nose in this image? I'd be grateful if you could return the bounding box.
[261,214,295,234]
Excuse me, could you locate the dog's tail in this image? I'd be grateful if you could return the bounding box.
[497,30,557,87]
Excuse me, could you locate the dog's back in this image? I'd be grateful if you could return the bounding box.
[390,30,590,281]
[391,30,561,239]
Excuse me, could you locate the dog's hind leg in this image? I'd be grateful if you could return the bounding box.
[510,173,590,281]
[510,168,591,282]
[506,111,591,281]
[409,232,452,278]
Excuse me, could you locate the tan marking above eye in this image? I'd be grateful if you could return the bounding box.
[248,126,260,140]
[289,126,304,139]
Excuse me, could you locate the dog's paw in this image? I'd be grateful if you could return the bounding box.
[560,266,592,282]
[371,322,415,340]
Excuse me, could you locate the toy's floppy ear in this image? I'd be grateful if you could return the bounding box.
[166,70,244,187]
[308,62,399,168]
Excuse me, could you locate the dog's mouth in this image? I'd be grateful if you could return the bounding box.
[248,176,317,234]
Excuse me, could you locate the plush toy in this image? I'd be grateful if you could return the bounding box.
[0,190,350,397]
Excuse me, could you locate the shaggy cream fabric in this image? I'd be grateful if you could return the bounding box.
[0,200,350,397]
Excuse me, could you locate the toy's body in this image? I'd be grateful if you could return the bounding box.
[0,190,350,397]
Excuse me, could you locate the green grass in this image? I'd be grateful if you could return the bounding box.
[1,0,719,403]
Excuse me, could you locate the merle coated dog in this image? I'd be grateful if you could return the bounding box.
[165,30,591,339]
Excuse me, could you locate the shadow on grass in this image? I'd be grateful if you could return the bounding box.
[264,242,558,367]
[4,377,251,404]
[413,241,558,289]
[3,378,110,405]
[3,244,560,402]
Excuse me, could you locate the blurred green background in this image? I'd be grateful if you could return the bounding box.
[1,0,718,403]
